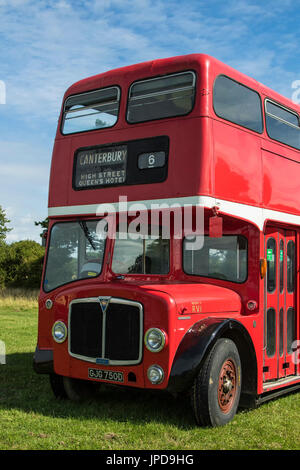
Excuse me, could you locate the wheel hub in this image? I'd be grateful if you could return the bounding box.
[218,359,237,413]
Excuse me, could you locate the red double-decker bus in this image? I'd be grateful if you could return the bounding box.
[34,53,300,427]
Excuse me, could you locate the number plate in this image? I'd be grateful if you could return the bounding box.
[88,368,124,383]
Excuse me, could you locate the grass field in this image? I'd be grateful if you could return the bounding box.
[0,289,300,451]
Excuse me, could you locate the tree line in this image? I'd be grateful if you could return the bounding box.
[0,205,46,289]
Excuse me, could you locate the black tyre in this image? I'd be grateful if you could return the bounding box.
[49,373,68,399]
[49,373,97,402]
[62,376,96,402]
[191,338,242,427]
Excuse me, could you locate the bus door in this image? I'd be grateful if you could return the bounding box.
[264,228,297,382]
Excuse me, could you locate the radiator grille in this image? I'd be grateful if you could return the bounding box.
[69,298,143,365]
[70,301,103,358]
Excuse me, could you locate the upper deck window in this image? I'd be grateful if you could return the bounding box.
[265,99,300,150]
[127,71,196,123]
[213,75,263,133]
[62,86,120,135]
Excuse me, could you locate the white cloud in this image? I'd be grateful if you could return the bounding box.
[0,140,50,243]
[5,212,42,244]
[0,0,298,124]
[0,1,172,120]
[0,0,300,243]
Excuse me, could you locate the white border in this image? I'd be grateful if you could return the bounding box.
[48,195,300,231]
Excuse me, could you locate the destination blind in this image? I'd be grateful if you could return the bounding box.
[72,136,169,190]
[74,145,127,189]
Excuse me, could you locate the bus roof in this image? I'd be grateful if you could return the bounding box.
[63,53,300,116]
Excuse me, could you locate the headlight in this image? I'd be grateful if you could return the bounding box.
[144,328,166,352]
[147,365,164,384]
[52,321,67,343]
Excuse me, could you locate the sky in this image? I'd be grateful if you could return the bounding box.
[1,0,300,243]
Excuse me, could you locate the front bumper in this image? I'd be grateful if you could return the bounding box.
[33,346,54,374]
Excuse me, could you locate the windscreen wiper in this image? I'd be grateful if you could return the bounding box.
[79,220,96,250]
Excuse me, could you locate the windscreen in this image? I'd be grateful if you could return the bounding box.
[44,220,106,292]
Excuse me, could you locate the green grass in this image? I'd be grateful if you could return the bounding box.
[0,295,300,450]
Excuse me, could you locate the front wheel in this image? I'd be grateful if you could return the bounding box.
[191,338,242,427]
[49,373,98,402]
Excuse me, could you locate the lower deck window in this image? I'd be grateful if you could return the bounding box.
[112,233,169,274]
[266,308,276,357]
[183,235,247,283]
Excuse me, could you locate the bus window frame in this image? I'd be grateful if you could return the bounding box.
[60,85,121,136]
[182,233,249,284]
[110,224,172,277]
[266,237,276,294]
[212,74,264,135]
[42,219,108,293]
[126,69,197,125]
[264,98,300,152]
